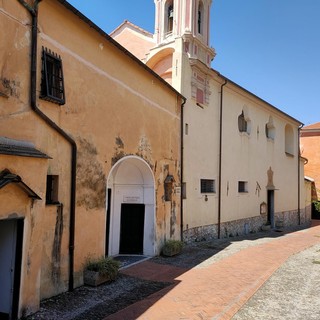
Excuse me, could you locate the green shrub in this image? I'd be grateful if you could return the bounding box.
[313,201,320,212]
[85,256,120,280]
[162,239,184,256]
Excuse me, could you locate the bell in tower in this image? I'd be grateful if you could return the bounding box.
[154,0,215,67]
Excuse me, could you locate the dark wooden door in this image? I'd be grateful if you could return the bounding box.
[267,190,275,228]
[119,203,145,254]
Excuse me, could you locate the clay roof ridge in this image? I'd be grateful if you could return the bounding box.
[110,20,153,38]
[302,122,320,130]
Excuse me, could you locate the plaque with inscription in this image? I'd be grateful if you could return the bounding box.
[123,196,141,203]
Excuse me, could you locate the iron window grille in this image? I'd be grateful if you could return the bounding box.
[40,47,65,105]
[200,179,215,193]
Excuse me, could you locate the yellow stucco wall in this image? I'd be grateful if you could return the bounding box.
[0,0,182,317]
[301,133,320,199]
[0,155,48,315]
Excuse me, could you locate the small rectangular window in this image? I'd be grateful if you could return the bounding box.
[182,182,187,199]
[200,179,215,193]
[238,181,248,193]
[40,47,65,105]
[46,175,59,204]
[185,123,189,135]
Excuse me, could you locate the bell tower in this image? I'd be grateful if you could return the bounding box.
[153,0,216,68]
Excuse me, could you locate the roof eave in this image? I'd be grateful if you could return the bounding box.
[56,0,185,101]
[212,68,303,126]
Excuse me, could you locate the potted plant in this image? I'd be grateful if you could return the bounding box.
[162,239,184,257]
[83,256,120,286]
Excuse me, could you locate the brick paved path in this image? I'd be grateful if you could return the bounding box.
[105,222,320,320]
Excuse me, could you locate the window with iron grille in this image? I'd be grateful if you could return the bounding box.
[200,179,215,193]
[40,47,65,105]
[238,181,248,193]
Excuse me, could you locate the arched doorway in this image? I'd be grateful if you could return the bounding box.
[106,156,155,257]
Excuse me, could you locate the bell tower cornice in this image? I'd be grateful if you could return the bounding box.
[182,32,215,68]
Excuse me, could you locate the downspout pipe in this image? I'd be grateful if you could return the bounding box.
[180,97,187,241]
[298,123,304,225]
[18,0,77,291]
[218,80,227,239]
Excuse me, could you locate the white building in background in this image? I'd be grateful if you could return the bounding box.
[112,0,309,240]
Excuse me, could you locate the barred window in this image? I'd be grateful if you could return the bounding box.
[200,179,215,193]
[40,47,65,105]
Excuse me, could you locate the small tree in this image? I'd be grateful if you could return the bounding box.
[313,201,320,213]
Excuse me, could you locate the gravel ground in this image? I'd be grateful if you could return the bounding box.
[23,225,317,320]
[23,275,169,320]
[233,242,320,320]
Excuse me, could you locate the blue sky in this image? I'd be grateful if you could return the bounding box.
[67,0,319,126]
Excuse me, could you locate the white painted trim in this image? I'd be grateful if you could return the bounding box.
[106,156,156,257]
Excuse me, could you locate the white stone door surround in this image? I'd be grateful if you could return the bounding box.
[107,156,156,256]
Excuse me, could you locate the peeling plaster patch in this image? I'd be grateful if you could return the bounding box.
[112,136,126,166]
[0,78,20,98]
[51,205,63,286]
[115,136,124,149]
[14,30,31,50]
[76,137,106,210]
[154,160,157,174]
[27,255,31,274]
[136,135,154,169]
[170,201,177,237]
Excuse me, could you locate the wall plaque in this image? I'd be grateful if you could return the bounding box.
[123,196,141,203]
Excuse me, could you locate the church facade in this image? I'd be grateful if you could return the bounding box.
[112,0,310,241]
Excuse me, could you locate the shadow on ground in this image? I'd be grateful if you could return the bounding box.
[23,224,311,320]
